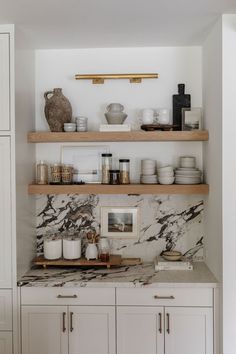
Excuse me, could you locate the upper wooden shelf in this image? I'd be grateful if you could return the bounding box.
[27,130,209,143]
[28,183,209,195]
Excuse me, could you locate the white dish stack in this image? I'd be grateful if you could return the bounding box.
[157,166,175,184]
[140,159,158,184]
[175,156,202,184]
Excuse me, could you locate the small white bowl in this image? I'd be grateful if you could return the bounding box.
[158,171,174,177]
[64,123,76,132]
[179,156,196,168]
[157,165,174,173]
[158,176,175,184]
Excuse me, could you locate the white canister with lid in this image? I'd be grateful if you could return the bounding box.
[63,233,81,260]
[44,234,62,260]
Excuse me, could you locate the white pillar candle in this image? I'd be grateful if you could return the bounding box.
[63,238,81,260]
[44,238,62,260]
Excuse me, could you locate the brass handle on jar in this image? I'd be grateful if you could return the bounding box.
[62,312,66,332]
[166,313,170,334]
[57,294,78,299]
[154,295,175,300]
[158,313,162,334]
[70,312,74,332]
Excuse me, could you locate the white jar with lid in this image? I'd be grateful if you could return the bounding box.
[44,233,62,260]
[36,160,48,185]
[63,232,81,260]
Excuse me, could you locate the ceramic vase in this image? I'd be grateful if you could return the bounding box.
[44,88,72,132]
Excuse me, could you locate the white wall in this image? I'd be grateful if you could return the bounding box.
[15,37,36,278]
[202,17,223,354]
[35,47,203,176]
[222,14,236,354]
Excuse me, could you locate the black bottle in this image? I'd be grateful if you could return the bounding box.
[172,84,191,131]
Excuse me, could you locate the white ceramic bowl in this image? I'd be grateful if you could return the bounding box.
[64,123,76,132]
[162,250,182,261]
[158,176,175,184]
[158,171,174,177]
[179,156,196,168]
[157,165,174,173]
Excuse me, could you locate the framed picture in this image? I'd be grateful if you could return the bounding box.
[101,207,139,238]
[182,107,202,131]
[61,145,109,183]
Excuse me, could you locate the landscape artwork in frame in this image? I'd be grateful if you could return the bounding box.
[182,107,202,131]
[101,207,139,238]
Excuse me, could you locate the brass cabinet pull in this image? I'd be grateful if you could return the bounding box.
[166,313,170,334]
[62,312,66,332]
[158,313,162,334]
[70,312,74,332]
[57,294,78,299]
[154,295,175,300]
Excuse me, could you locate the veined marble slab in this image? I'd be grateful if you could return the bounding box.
[17,262,218,288]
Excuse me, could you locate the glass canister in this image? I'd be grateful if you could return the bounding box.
[102,153,112,184]
[44,233,62,260]
[61,164,73,184]
[119,159,130,184]
[36,160,48,185]
[63,231,81,260]
[109,170,120,185]
[50,164,61,184]
[98,237,110,262]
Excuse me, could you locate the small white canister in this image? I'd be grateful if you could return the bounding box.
[44,234,62,260]
[63,234,81,260]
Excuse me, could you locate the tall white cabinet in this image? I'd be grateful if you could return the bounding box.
[0,25,15,354]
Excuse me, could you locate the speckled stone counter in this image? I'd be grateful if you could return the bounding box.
[18,262,218,288]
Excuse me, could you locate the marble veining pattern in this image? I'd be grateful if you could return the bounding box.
[36,194,204,261]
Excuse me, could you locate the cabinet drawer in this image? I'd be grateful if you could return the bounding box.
[116,288,213,307]
[0,290,12,330]
[21,287,115,305]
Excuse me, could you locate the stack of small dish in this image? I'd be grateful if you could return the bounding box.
[140,159,158,184]
[175,156,202,184]
[157,166,175,184]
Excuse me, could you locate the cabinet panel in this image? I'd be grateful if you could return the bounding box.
[165,307,213,354]
[0,34,10,131]
[117,306,164,354]
[69,306,115,354]
[0,290,12,330]
[0,137,11,287]
[0,332,12,354]
[21,306,68,354]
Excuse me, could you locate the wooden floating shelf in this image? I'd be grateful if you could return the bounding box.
[27,130,209,143]
[74,73,158,84]
[28,183,209,195]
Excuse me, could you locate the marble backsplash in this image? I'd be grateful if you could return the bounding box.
[36,194,204,262]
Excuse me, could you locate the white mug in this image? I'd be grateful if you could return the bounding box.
[158,108,170,124]
[142,109,154,124]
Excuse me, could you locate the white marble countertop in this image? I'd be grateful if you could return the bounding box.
[17,262,218,288]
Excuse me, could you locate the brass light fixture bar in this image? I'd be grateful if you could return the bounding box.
[74,73,159,84]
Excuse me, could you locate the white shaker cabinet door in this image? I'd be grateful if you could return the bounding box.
[117,306,164,354]
[69,306,116,354]
[0,332,12,354]
[21,306,68,354]
[0,34,10,131]
[0,137,11,287]
[165,307,213,354]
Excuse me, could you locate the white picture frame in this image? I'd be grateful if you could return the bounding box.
[101,207,139,238]
[61,145,109,183]
[182,107,202,131]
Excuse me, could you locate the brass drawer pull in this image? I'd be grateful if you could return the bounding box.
[154,295,175,300]
[70,312,74,332]
[62,312,66,332]
[57,294,78,299]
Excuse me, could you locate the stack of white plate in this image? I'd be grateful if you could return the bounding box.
[175,168,202,184]
[140,159,157,184]
[157,166,175,184]
[175,156,202,184]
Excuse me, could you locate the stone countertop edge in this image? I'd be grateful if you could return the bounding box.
[17,262,219,288]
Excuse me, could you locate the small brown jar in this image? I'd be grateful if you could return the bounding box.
[109,170,120,185]
[119,159,130,184]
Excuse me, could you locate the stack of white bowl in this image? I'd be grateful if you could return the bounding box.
[175,156,202,184]
[157,166,175,184]
[140,159,158,184]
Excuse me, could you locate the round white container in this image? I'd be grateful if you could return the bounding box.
[63,237,81,260]
[44,238,62,260]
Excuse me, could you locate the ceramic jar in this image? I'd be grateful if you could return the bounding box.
[44,88,72,132]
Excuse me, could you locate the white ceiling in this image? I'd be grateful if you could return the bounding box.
[0,0,236,49]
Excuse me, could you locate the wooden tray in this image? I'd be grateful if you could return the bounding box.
[141,124,178,131]
[33,255,142,269]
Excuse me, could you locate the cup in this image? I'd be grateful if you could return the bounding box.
[61,164,73,184]
[158,108,170,124]
[50,164,61,184]
[142,109,154,124]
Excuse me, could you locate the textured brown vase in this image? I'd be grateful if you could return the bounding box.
[44,88,72,132]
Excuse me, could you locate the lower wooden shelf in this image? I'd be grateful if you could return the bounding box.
[28,183,209,195]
